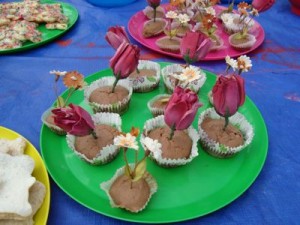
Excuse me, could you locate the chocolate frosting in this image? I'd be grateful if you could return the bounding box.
[109,174,150,212]
[129,68,156,79]
[74,124,119,159]
[89,85,129,105]
[201,117,244,148]
[143,20,165,38]
[147,126,192,159]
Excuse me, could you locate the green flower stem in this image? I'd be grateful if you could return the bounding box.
[223,116,229,131]
[154,7,157,22]
[133,150,138,177]
[64,87,76,107]
[168,124,176,140]
[123,148,132,178]
[111,74,120,93]
[54,83,61,108]
[91,130,98,139]
[136,67,140,74]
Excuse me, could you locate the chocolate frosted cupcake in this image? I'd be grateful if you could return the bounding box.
[100,164,157,213]
[142,18,167,38]
[221,13,254,34]
[161,64,206,93]
[66,112,122,165]
[41,108,66,135]
[127,60,160,93]
[141,115,199,167]
[84,77,132,115]
[198,108,254,158]
[147,94,170,117]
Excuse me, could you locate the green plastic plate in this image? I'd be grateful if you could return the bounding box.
[0,0,78,54]
[40,62,268,223]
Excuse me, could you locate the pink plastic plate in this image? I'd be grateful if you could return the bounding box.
[128,5,265,61]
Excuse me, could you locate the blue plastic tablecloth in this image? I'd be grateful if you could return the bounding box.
[1,0,300,224]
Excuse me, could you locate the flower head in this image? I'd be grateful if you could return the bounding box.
[164,86,202,130]
[237,55,252,73]
[172,65,203,84]
[252,0,275,12]
[114,133,139,150]
[63,71,85,89]
[177,13,190,24]
[166,10,178,19]
[205,7,216,16]
[147,0,161,8]
[238,2,250,10]
[50,70,67,76]
[105,26,129,50]
[142,137,162,159]
[180,31,212,64]
[212,74,245,117]
[52,104,95,136]
[110,42,140,79]
[225,55,238,71]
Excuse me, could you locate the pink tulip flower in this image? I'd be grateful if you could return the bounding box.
[252,0,275,12]
[105,26,130,50]
[164,86,202,131]
[52,104,95,136]
[212,74,245,118]
[180,31,212,65]
[147,0,161,8]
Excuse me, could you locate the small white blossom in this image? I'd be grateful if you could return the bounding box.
[49,70,67,76]
[177,13,190,24]
[142,137,162,159]
[225,55,238,71]
[166,11,178,19]
[114,133,138,150]
[237,55,252,72]
[205,7,216,16]
[172,65,202,83]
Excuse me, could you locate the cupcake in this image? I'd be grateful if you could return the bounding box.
[127,60,160,93]
[84,77,133,115]
[147,94,171,117]
[228,33,256,50]
[100,164,157,213]
[42,70,85,135]
[142,18,167,38]
[155,36,181,52]
[161,64,206,93]
[143,6,165,20]
[198,108,254,158]
[41,108,66,135]
[141,115,199,167]
[101,127,157,213]
[221,13,254,34]
[66,112,122,165]
[171,22,192,37]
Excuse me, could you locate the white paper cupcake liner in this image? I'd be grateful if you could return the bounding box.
[228,33,256,50]
[155,36,181,52]
[221,13,255,34]
[66,112,122,165]
[147,94,171,117]
[41,107,66,135]
[143,6,165,20]
[141,115,199,167]
[142,18,167,38]
[161,64,206,94]
[198,108,254,158]
[100,164,157,213]
[127,60,160,93]
[171,21,193,37]
[84,76,133,115]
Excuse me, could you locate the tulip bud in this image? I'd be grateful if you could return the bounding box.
[105,26,130,50]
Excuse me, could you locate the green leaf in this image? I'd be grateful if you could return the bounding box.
[132,158,147,182]
[147,76,156,82]
[124,164,131,178]
[56,96,65,108]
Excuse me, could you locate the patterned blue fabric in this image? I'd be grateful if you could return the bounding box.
[0,0,300,224]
